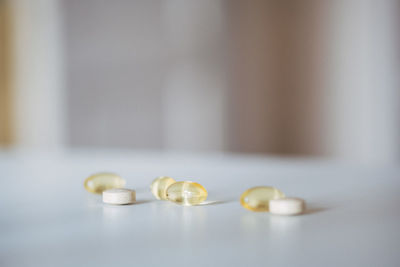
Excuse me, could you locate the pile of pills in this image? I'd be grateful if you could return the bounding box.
[240,186,304,215]
[84,173,305,215]
[150,177,208,206]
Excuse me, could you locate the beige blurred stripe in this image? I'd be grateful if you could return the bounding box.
[227,0,328,155]
[0,0,13,146]
[8,0,66,149]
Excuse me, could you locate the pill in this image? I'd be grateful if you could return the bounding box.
[269,197,305,215]
[102,188,136,205]
[240,186,285,212]
[150,176,176,200]
[166,181,207,206]
[84,172,126,194]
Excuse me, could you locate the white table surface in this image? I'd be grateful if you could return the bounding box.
[1,150,399,267]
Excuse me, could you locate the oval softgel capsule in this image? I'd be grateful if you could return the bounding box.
[150,176,176,200]
[84,173,126,194]
[240,186,285,212]
[166,181,207,206]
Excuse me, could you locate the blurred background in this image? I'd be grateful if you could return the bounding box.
[0,0,399,163]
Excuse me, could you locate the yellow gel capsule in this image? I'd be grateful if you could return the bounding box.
[166,181,207,206]
[84,173,126,194]
[150,176,176,200]
[240,186,285,212]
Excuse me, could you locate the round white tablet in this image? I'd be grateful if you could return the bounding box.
[102,188,136,205]
[269,197,305,215]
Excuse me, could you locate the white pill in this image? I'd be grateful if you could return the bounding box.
[102,188,136,205]
[269,197,305,215]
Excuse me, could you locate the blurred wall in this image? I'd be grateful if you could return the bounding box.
[64,0,165,149]
[3,0,400,162]
[63,0,227,150]
[227,0,400,162]
[324,0,400,162]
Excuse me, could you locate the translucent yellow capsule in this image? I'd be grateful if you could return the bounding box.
[240,186,285,212]
[150,176,176,200]
[166,181,207,206]
[84,173,126,194]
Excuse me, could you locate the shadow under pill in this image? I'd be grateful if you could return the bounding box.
[302,205,331,215]
[198,199,235,206]
[134,199,153,205]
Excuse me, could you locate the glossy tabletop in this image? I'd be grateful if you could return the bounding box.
[0,150,399,267]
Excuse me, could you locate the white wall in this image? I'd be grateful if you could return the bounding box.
[325,0,400,162]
